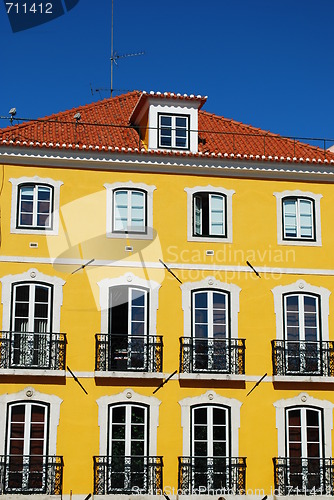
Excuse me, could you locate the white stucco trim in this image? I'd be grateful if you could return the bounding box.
[9,176,63,235]
[185,185,235,243]
[273,190,322,246]
[0,387,62,455]
[0,268,65,332]
[179,390,242,456]
[104,181,156,240]
[96,388,161,456]
[274,392,334,457]
[146,99,201,153]
[271,279,330,341]
[97,272,160,334]
[181,276,241,337]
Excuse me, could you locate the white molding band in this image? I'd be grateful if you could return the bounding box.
[273,189,322,246]
[9,176,63,236]
[185,185,235,243]
[104,181,156,240]
[0,268,65,332]
[271,279,330,341]
[96,388,161,456]
[179,390,242,456]
[0,387,62,455]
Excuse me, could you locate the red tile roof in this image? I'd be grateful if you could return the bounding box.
[1,90,333,164]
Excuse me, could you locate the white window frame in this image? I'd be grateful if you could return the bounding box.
[108,403,148,457]
[179,391,241,457]
[272,280,330,342]
[185,186,235,243]
[158,113,189,150]
[181,277,240,340]
[0,387,62,457]
[286,406,323,460]
[274,190,322,246]
[10,176,63,236]
[105,181,156,240]
[12,282,52,333]
[274,393,333,458]
[97,389,161,456]
[113,189,146,234]
[0,269,65,333]
[98,273,160,335]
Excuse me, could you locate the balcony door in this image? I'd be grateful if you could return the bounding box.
[6,402,48,493]
[286,407,323,493]
[192,290,229,371]
[191,405,230,492]
[108,286,148,370]
[284,294,321,374]
[11,283,52,368]
[108,404,148,492]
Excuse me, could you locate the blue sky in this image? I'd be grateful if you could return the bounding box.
[1,0,334,147]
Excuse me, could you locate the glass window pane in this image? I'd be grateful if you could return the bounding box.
[194,292,207,309]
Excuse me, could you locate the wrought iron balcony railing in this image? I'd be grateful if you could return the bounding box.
[0,455,63,494]
[179,337,245,374]
[178,456,246,494]
[0,331,67,370]
[272,340,334,377]
[93,455,163,494]
[273,457,334,495]
[95,334,163,372]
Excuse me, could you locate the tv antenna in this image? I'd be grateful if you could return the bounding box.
[110,0,144,97]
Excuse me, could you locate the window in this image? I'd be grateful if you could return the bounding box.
[113,189,146,234]
[0,388,63,495]
[274,190,322,246]
[10,176,63,235]
[95,390,162,495]
[191,290,230,372]
[158,114,189,149]
[283,293,320,374]
[97,274,161,373]
[271,281,331,378]
[10,283,53,369]
[17,184,53,230]
[107,285,149,371]
[179,392,245,495]
[193,193,226,237]
[105,182,156,240]
[283,197,314,240]
[273,394,333,495]
[0,269,65,372]
[185,186,235,242]
[180,278,243,375]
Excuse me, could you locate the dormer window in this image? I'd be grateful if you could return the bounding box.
[129,92,207,154]
[158,114,189,149]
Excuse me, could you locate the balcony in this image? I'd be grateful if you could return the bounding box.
[272,340,334,377]
[0,455,63,494]
[178,456,246,494]
[93,455,163,494]
[95,334,163,373]
[0,331,67,371]
[273,457,334,495]
[179,337,245,374]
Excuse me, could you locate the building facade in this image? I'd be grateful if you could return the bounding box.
[0,90,334,499]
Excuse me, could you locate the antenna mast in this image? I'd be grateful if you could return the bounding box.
[111,0,114,97]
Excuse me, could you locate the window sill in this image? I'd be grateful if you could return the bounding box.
[179,373,246,382]
[187,235,232,243]
[106,231,153,240]
[273,375,334,383]
[0,368,66,378]
[277,238,321,247]
[94,371,165,380]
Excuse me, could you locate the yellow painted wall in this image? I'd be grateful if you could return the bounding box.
[0,161,334,495]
